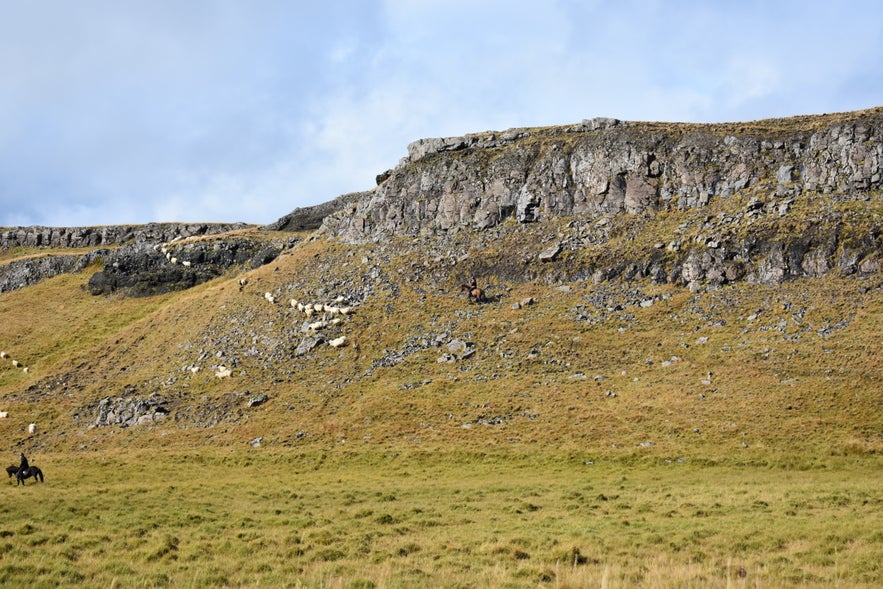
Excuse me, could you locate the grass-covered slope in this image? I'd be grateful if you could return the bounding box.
[0,219,879,463]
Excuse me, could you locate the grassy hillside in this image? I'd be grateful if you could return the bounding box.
[0,222,879,462]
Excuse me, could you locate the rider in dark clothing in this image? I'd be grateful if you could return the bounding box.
[19,452,28,473]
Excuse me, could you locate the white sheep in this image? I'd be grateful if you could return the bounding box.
[215,365,232,378]
[296,302,305,312]
[189,366,201,374]
[339,307,353,315]
[309,320,329,331]
[182,260,191,267]
[28,423,36,435]
[239,278,248,287]
[0,351,6,359]
[328,336,347,348]
[11,360,19,368]
[22,367,28,374]
[289,299,299,308]
[170,257,178,265]
[0,411,8,418]
[304,307,315,318]
[264,292,275,304]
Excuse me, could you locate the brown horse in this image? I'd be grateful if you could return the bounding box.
[460,283,486,303]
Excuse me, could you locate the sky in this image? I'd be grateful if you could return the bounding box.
[1,0,881,228]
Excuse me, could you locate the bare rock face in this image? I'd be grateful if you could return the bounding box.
[317,108,882,286]
[262,191,365,232]
[86,237,286,297]
[322,111,883,243]
[0,222,251,295]
[0,222,248,249]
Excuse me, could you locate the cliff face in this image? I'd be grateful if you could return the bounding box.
[319,109,882,287]
[0,222,249,249]
[3,109,882,297]
[0,222,254,295]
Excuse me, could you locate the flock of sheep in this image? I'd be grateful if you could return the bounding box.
[207,291,356,379]
[273,293,354,349]
[0,352,36,433]
[153,235,192,267]
[0,350,27,375]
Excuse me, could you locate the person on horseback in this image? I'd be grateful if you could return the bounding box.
[461,276,485,303]
[18,452,29,476]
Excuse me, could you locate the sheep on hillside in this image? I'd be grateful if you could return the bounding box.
[308,320,329,331]
[28,423,36,435]
[264,292,276,304]
[0,352,7,359]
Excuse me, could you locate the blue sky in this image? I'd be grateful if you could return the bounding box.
[1,0,881,228]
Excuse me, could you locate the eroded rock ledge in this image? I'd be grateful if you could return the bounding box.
[321,110,883,242]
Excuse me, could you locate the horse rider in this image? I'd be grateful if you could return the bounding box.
[19,452,29,474]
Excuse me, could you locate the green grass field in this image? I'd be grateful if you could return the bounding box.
[0,450,879,588]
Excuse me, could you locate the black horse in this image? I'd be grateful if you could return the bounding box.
[6,465,19,478]
[14,466,43,485]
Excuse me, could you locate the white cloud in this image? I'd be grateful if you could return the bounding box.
[1,0,881,228]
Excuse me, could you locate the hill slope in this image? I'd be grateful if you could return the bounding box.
[0,108,880,462]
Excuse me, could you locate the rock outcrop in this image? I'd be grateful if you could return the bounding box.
[322,111,883,240]
[87,236,291,297]
[0,222,252,295]
[0,222,248,249]
[262,191,365,232]
[318,109,882,287]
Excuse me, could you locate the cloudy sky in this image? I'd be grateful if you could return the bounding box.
[1,0,881,228]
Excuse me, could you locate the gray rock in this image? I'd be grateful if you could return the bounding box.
[538,243,562,262]
[295,337,323,357]
[446,339,469,355]
[247,394,269,408]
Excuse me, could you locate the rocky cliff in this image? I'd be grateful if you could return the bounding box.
[0,222,254,295]
[3,109,882,297]
[319,108,882,289]
[0,222,249,249]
